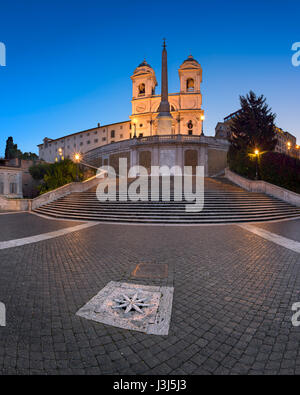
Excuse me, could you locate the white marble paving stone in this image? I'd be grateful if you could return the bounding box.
[76,281,174,335]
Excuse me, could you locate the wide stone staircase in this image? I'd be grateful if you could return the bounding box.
[33,177,300,224]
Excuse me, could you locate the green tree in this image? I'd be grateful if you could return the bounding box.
[29,162,51,180]
[229,91,277,152]
[5,137,22,159]
[4,137,38,160]
[22,152,39,160]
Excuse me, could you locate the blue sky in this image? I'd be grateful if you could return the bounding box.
[0,0,299,156]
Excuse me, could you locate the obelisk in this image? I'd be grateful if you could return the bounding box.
[157,39,173,135]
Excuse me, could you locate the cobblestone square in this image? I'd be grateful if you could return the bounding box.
[0,213,300,374]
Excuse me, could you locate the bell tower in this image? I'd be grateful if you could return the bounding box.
[179,55,202,94]
[178,55,204,135]
[131,59,157,99]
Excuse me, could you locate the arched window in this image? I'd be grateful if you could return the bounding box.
[138,83,145,96]
[186,78,194,92]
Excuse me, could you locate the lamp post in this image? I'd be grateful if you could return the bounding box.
[73,153,81,182]
[254,149,260,180]
[201,114,205,135]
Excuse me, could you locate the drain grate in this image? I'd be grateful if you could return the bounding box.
[76,281,174,335]
[131,263,168,279]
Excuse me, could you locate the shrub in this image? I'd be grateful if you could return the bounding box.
[38,159,83,194]
[228,148,300,194]
[29,162,51,180]
[260,152,300,194]
[227,146,256,179]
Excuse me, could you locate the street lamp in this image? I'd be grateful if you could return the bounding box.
[200,115,205,135]
[254,149,260,180]
[73,153,82,182]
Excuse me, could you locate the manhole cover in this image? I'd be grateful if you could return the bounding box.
[132,263,168,279]
[76,281,174,335]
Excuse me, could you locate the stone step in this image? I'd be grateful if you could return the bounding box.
[45,202,298,211]
[36,206,299,217]
[45,200,295,207]
[34,208,300,223]
[33,177,300,224]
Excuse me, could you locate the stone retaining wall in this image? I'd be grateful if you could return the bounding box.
[0,175,100,212]
[225,168,300,207]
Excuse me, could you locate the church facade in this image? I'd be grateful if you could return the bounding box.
[130,55,204,137]
[38,45,229,176]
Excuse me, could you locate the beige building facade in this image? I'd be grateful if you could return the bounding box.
[0,167,23,198]
[38,55,205,163]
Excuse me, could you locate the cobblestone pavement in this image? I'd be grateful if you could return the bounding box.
[0,218,300,375]
[255,219,300,243]
[0,213,83,242]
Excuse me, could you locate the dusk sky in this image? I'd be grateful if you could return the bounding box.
[0,0,299,156]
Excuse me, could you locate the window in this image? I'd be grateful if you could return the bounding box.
[186,78,195,92]
[188,130,193,135]
[94,131,98,135]
[120,126,123,130]
[9,182,17,193]
[138,83,145,96]
[87,140,90,144]
[187,120,193,129]
[139,124,143,128]
[102,137,106,141]
[138,133,143,138]
[111,130,115,138]
[87,133,90,136]
[80,142,83,146]
[0,182,4,194]
[80,135,83,138]
[120,134,123,139]
[111,141,115,143]
[94,139,98,143]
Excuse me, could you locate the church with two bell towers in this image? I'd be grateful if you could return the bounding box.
[130,53,205,138]
[39,42,230,179]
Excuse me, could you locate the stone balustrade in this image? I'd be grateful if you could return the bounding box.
[225,168,300,207]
